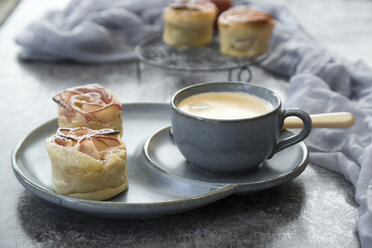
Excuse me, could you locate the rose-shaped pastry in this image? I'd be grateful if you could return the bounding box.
[45,127,128,200]
[53,84,123,135]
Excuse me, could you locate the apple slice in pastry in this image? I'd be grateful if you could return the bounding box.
[53,84,123,135]
[45,127,128,201]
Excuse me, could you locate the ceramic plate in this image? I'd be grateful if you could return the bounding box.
[144,127,308,193]
[12,103,308,218]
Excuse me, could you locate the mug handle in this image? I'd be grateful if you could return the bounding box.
[269,108,312,158]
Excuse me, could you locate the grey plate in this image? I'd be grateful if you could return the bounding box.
[144,127,309,193]
[12,103,308,219]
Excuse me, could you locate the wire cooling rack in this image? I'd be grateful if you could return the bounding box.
[135,35,269,82]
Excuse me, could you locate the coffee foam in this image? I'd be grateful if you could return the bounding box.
[178,91,273,120]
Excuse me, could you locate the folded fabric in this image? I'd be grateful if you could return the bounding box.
[250,2,372,247]
[15,0,372,246]
[15,0,166,62]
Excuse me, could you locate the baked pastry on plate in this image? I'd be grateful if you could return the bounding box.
[45,127,128,201]
[53,84,123,135]
[163,0,217,47]
[218,6,274,57]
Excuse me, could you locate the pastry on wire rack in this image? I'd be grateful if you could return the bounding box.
[162,0,217,48]
[218,6,274,57]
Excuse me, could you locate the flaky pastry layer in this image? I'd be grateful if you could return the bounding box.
[163,0,217,47]
[45,128,128,201]
[218,6,274,57]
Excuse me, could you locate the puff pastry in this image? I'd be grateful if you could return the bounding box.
[45,127,128,200]
[53,84,123,135]
[163,0,217,47]
[218,6,274,57]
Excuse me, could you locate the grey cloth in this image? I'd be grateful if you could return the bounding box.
[252,3,372,247]
[15,0,166,62]
[15,0,372,247]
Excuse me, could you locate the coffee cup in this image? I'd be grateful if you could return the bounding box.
[170,82,312,174]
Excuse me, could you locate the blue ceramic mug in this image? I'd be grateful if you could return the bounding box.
[171,82,312,174]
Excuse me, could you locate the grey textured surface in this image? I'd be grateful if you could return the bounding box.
[0,0,368,247]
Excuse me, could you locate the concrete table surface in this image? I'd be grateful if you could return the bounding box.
[1,0,370,247]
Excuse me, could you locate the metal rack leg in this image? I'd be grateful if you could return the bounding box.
[237,66,252,82]
[136,59,141,83]
[227,66,252,82]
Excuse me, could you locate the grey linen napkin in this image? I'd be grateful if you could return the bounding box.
[250,3,372,247]
[15,0,372,246]
[15,0,166,62]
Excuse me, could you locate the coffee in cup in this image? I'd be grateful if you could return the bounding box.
[171,82,312,174]
[177,91,273,120]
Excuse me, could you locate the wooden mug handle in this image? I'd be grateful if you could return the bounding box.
[283,112,355,129]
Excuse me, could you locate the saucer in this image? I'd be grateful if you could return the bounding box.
[12,103,308,218]
[144,127,309,193]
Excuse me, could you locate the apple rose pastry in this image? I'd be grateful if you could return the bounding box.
[163,0,217,47]
[218,6,274,57]
[45,127,128,201]
[53,84,123,135]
